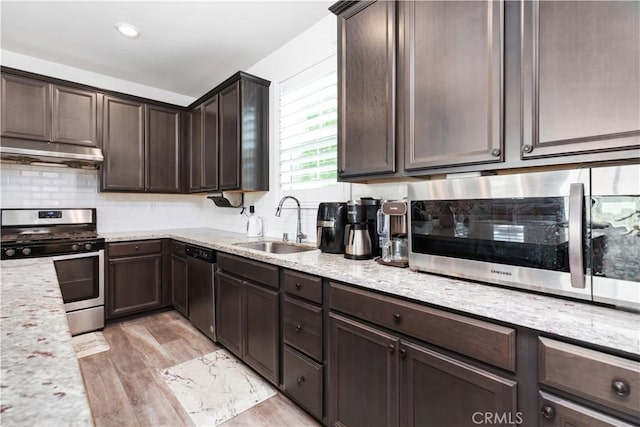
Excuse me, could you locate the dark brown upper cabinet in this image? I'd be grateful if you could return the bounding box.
[1,73,99,147]
[401,0,503,170]
[146,105,180,192]
[102,95,180,192]
[219,82,241,190]
[520,1,639,159]
[52,85,99,147]
[189,95,219,192]
[333,0,396,179]
[188,72,270,193]
[1,74,51,141]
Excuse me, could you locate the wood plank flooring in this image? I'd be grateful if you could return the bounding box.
[78,310,320,427]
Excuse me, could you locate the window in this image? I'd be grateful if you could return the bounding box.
[278,55,338,192]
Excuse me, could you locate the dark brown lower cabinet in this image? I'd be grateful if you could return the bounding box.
[329,313,399,427]
[244,281,279,383]
[215,265,279,385]
[400,341,517,427]
[170,253,188,317]
[329,313,518,427]
[215,270,243,358]
[107,252,162,318]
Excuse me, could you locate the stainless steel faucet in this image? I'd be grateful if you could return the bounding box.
[275,196,306,244]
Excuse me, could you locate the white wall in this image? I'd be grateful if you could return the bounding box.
[0,15,410,241]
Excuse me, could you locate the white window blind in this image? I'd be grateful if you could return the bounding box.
[279,55,338,191]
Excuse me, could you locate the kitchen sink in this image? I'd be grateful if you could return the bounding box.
[234,241,317,254]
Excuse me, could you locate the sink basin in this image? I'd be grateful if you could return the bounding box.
[234,241,317,254]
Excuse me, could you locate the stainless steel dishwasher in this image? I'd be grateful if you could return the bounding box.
[185,244,216,341]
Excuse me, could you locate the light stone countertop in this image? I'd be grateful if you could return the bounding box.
[0,258,93,426]
[102,227,640,357]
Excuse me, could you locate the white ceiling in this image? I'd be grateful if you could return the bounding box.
[1,1,334,99]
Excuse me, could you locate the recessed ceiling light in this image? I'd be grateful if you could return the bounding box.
[116,23,140,39]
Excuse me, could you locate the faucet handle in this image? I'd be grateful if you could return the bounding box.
[282,232,289,242]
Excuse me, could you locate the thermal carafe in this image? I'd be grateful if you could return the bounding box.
[317,202,348,253]
[344,222,372,260]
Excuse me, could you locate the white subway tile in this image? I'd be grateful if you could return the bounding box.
[20,170,40,177]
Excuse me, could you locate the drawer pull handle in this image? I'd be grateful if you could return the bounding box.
[540,405,555,420]
[611,380,630,397]
[296,376,305,385]
[295,283,302,289]
[388,343,395,353]
[393,313,401,322]
[295,324,302,332]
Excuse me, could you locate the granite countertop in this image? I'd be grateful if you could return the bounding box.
[101,228,640,357]
[0,258,93,426]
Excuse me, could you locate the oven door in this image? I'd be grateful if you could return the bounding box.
[52,250,104,312]
[408,169,591,300]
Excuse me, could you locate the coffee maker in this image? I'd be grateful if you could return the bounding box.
[316,202,348,253]
[344,198,381,260]
[376,200,409,267]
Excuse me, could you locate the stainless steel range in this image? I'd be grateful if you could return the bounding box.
[1,208,105,335]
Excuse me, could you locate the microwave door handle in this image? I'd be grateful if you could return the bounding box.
[569,182,585,289]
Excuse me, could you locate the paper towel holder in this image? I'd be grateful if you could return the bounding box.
[207,192,244,208]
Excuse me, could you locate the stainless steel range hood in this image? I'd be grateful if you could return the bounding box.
[0,138,104,169]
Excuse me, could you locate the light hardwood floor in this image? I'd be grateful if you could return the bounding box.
[78,310,320,427]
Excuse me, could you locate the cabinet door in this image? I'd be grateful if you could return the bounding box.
[189,106,203,191]
[219,82,240,190]
[402,0,503,170]
[244,281,279,384]
[102,96,145,191]
[1,74,51,141]
[108,253,162,318]
[215,270,243,358]
[51,85,98,147]
[400,341,517,427]
[521,1,640,159]
[146,105,180,192]
[202,95,219,191]
[171,254,188,317]
[338,1,396,178]
[329,313,399,427]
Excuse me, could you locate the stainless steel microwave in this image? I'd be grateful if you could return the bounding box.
[408,164,639,311]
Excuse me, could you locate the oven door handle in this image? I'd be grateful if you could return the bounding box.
[568,183,585,289]
[51,251,102,262]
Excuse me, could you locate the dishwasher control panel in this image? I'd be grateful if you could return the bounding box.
[185,245,216,263]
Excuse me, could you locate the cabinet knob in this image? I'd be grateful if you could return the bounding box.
[522,144,533,154]
[296,376,305,385]
[295,324,302,332]
[338,168,345,174]
[491,148,501,157]
[400,348,406,359]
[388,343,395,353]
[611,380,631,396]
[540,405,555,420]
[393,313,401,322]
[135,246,140,250]
[295,283,302,289]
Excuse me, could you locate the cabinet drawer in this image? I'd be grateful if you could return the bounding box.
[330,282,516,371]
[217,252,279,289]
[283,296,323,361]
[539,338,640,419]
[171,240,185,257]
[283,345,323,421]
[539,391,636,427]
[108,240,162,257]
[282,269,322,304]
